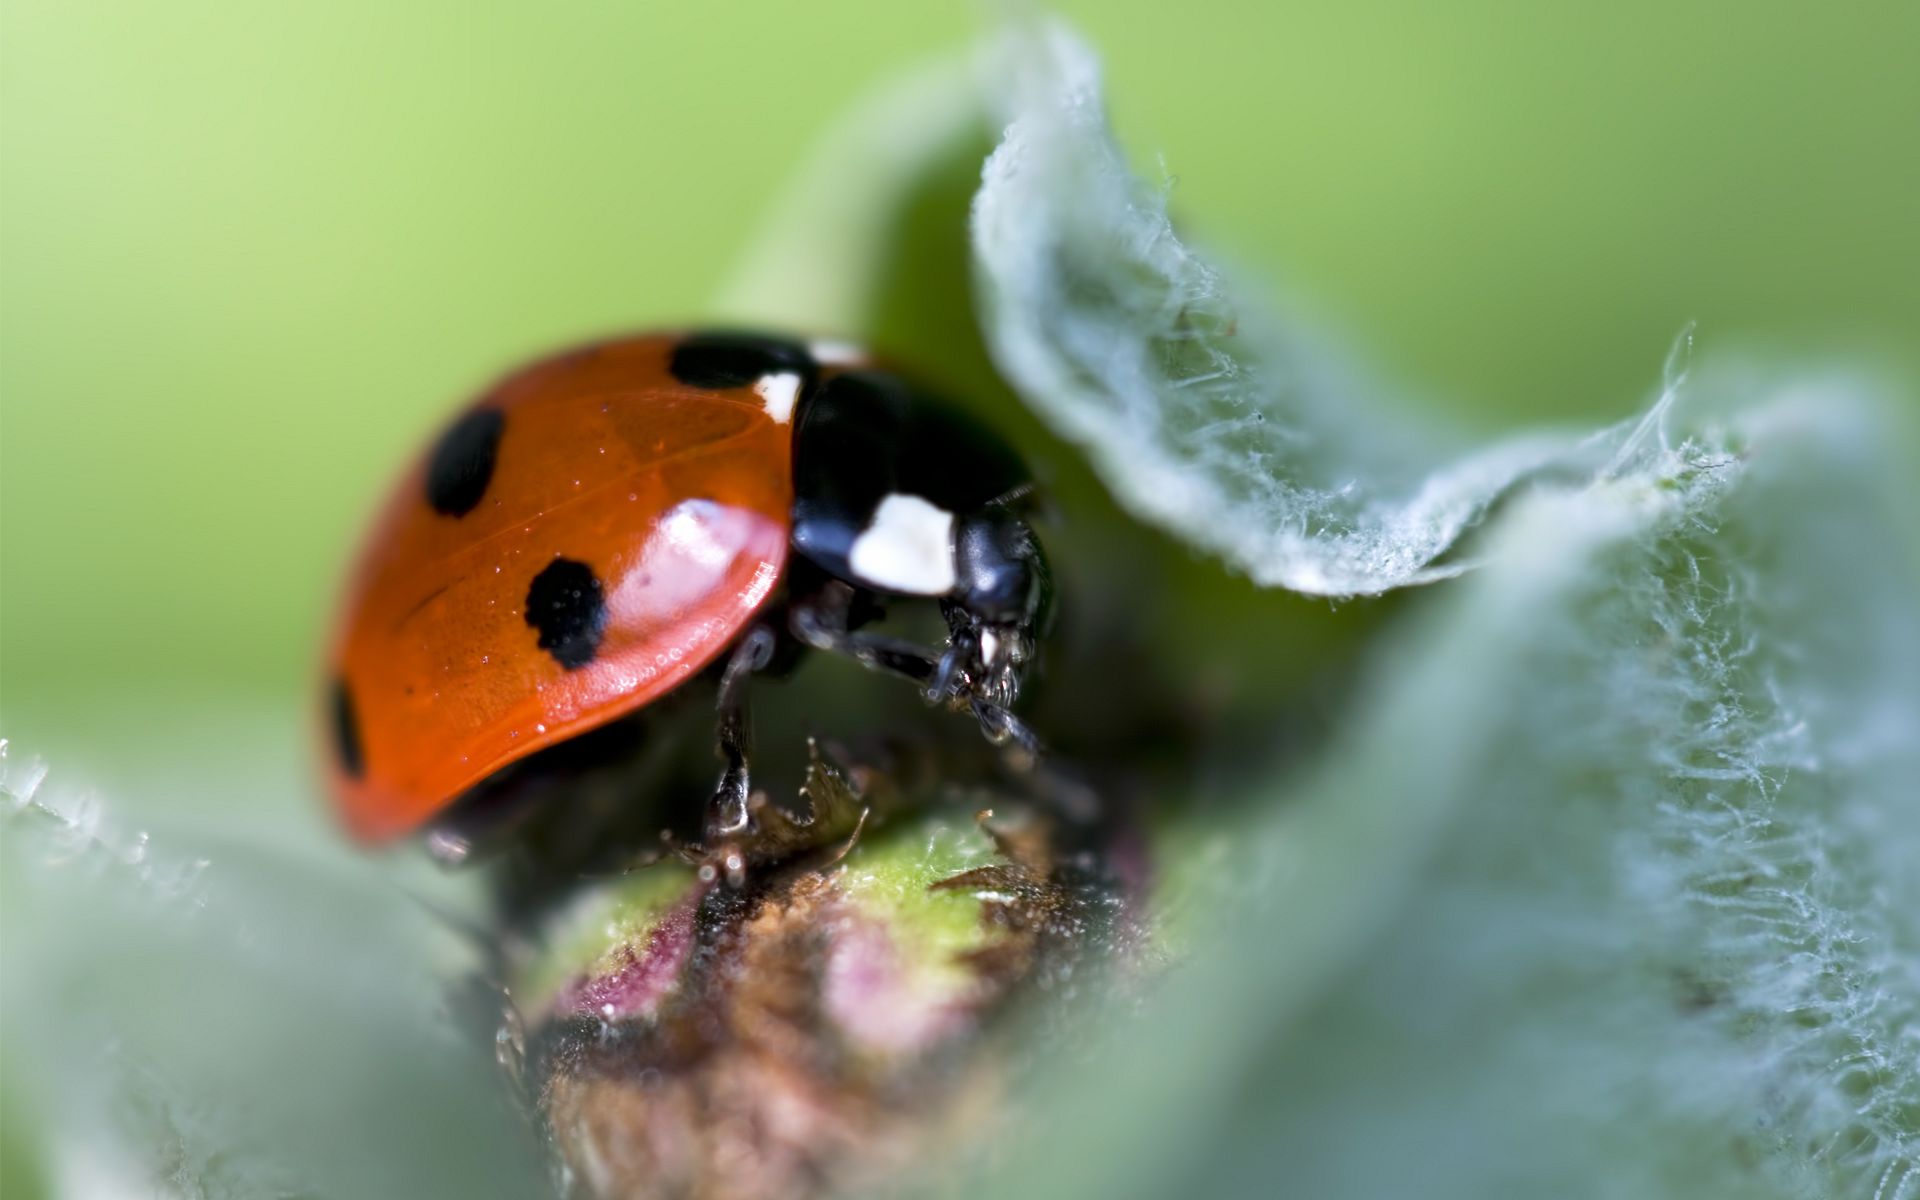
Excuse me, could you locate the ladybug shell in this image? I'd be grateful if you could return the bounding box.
[326,334,800,842]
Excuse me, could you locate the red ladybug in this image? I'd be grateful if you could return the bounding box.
[325,331,1048,845]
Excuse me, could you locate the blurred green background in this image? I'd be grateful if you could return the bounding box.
[4,0,1917,725]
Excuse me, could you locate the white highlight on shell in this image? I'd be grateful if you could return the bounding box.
[659,500,734,569]
[608,499,783,627]
[807,338,865,366]
[848,494,956,595]
[753,371,803,423]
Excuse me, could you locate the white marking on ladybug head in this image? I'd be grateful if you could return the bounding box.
[807,338,864,366]
[849,494,957,595]
[753,371,803,423]
[979,628,1003,664]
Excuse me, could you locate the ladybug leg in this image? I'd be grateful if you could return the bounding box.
[789,582,943,688]
[791,583,1044,770]
[970,696,1041,760]
[704,625,777,843]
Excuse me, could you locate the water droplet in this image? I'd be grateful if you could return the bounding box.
[426,828,472,865]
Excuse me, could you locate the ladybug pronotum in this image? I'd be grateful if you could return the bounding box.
[325,331,1048,845]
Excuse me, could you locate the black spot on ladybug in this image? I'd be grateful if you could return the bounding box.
[426,407,505,517]
[668,332,815,391]
[525,558,607,670]
[330,678,365,778]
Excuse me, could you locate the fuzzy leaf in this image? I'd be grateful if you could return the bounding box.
[972,24,1640,596]
[0,720,550,1199]
[965,25,1920,1200]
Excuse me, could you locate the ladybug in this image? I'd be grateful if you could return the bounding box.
[325,331,1048,846]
